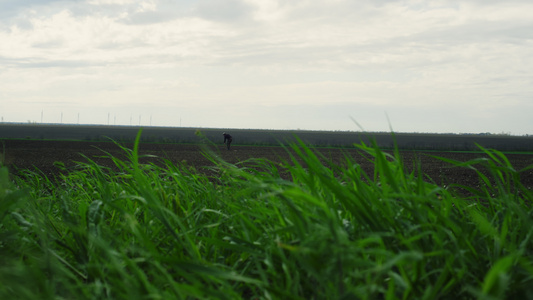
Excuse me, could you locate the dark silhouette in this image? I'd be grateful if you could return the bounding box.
[222,132,232,150]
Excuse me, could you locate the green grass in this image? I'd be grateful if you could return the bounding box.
[1,131,533,299]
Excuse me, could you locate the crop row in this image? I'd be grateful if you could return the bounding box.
[1,123,533,151]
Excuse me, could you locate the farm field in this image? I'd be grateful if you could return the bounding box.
[2,139,533,190]
[2,123,533,151]
[2,136,533,299]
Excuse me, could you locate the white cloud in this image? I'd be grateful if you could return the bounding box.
[88,0,137,5]
[1,0,532,134]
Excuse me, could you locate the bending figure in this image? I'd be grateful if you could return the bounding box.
[222,132,232,150]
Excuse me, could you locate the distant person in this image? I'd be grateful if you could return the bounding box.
[222,132,232,150]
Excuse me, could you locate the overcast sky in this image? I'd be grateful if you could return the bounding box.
[1,0,532,135]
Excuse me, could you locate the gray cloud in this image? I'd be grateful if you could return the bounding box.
[0,55,103,69]
[2,0,532,134]
[195,0,254,23]
[0,0,86,30]
[113,0,255,25]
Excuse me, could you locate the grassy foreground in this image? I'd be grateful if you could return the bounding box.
[1,132,533,300]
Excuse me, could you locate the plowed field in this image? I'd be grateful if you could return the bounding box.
[2,139,533,191]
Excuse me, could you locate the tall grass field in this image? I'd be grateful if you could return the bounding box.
[1,131,532,299]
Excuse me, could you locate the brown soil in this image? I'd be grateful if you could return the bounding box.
[2,139,533,191]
